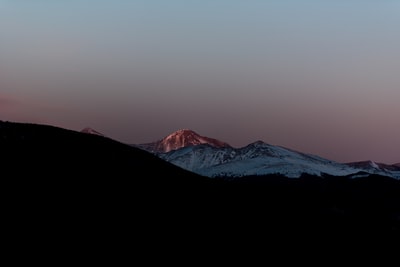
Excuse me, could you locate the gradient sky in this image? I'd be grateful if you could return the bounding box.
[1,0,399,164]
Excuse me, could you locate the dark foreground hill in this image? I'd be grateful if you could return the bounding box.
[0,120,203,181]
[1,121,399,255]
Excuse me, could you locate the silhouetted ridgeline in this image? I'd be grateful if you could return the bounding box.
[1,121,399,248]
[0,120,202,180]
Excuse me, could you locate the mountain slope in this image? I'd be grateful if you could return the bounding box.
[347,161,400,177]
[0,121,206,185]
[1,121,399,244]
[137,130,399,179]
[137,129,230,153]
[163,144,400,179]
[159,141,366,178]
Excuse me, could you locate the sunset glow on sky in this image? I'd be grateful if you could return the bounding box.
[1,0,399,163]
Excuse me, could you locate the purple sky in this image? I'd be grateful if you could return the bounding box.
[1,1,399,164]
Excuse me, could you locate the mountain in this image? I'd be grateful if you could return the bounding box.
[346,161,400,177]
[81,127,104,136]
[0,121,206,185]
[158,141,362,178]
[1,121,399,245]
[137,129,230,153]
[139,129,400,179]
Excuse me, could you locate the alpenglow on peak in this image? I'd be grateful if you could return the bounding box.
[138,129,230,153]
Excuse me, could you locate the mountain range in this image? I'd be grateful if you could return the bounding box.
[137,129,400,179]
[1,121,399,242]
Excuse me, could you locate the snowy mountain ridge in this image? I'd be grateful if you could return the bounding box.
[346,160,400,177]
[138,129,400,179]
[158,142,390,178]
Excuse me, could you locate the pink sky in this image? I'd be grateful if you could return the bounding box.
[1,1,399,164]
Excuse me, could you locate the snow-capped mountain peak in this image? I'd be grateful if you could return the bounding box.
[247,140,267,147]
[136,130,400,179]
[81,127,104,136]
[138,129,230,153]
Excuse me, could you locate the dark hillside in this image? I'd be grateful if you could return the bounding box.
[0,120,202,181]
[1,121,399,251]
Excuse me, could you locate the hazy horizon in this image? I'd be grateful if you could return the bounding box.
[1,1,399,164]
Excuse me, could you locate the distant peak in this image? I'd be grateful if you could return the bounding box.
[248,140,267,147]
[346,160,386,170]
[81,127,104,136]
[139,129,230,153]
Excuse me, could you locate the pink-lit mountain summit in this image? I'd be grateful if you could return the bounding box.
[137,129,230,153]
[136,129,400,179]
[81,127,399,179]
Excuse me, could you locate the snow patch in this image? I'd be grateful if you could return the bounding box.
[369,161,379,169]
